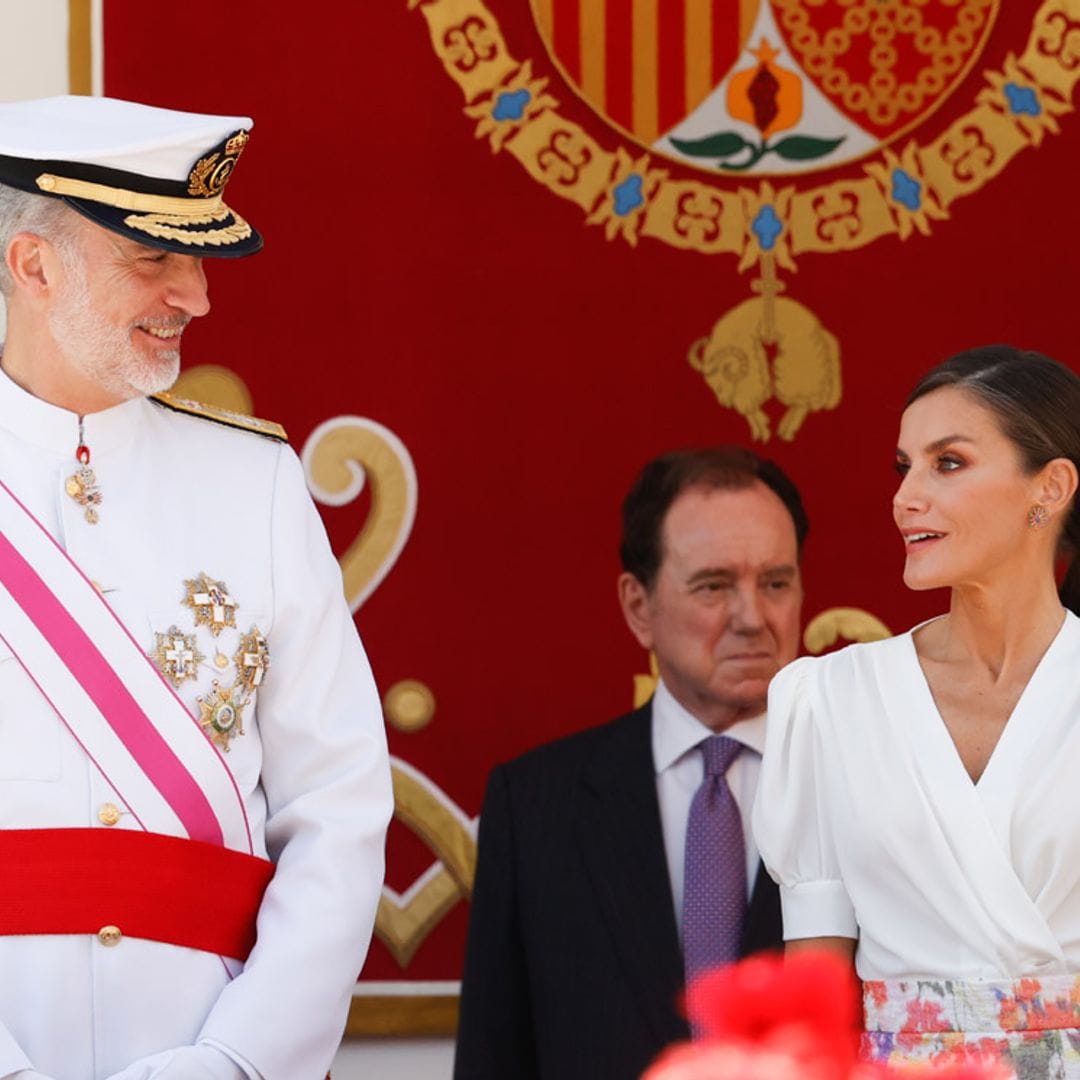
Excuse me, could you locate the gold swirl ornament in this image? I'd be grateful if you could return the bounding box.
[172,365,254,416]
[378,758,478,967]
[300,416,418,612]
[803,607,892,653]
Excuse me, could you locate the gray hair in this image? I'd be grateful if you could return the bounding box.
[0,183,80,297]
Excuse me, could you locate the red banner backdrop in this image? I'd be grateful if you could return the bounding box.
[103,0,1080,1029]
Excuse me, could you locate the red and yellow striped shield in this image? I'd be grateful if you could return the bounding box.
[531,0,760,144]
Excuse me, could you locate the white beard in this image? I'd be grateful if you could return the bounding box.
[47,254,184,401]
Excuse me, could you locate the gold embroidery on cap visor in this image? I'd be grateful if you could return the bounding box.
[122,206,253,247]
[37,173,227,215]
[35,169,253,248]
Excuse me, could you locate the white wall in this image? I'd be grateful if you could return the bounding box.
[0,0,69,101]
[333,1038,454,1079]
[0,5,455,1076]
[0,0,66,344]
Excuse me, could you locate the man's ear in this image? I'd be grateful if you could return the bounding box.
[5,232,53,298]
[618,572,654,651]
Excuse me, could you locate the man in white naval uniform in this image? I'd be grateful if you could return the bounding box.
[0,97,393,1080]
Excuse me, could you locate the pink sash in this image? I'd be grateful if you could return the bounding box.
[0,477,252,852]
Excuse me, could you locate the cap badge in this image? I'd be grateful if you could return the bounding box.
[183,573,237,636]
[152,625,205,687]
[187,129,250,198]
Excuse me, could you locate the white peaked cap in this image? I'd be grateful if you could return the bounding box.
[0,95,262,257]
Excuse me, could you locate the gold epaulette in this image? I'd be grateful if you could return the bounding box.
[150,392,288,442]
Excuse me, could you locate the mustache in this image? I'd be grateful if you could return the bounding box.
[133,315,191,332]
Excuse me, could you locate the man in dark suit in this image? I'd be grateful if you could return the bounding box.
[454,447,809,1080]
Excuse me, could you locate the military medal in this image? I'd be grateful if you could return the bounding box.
[235,627,270,692]
[183,572,237,636]
[152,625,204,687]
[196,681,245,751]
[177,583,270,753]
[66,426,102,524]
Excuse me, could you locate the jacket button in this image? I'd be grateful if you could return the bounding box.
[98,925,122,947]
[98,803,122,826]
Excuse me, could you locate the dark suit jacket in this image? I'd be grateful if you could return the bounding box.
[453,702,783,1080]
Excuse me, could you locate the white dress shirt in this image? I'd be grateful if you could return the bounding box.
[651,678,765,936]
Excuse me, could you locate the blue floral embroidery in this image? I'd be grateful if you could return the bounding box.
[752,205,783,251]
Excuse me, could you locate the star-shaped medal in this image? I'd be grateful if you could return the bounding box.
[183,573,237,636]
[152,625,204,687]
[196,681,246,751]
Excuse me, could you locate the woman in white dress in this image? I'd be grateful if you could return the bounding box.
[753,345,1080,1078]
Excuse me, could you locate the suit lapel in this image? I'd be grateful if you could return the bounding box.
[741,859,782,956]
[577,705,689,1044]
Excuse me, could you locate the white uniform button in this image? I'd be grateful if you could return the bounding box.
[98,925,122,947]
[98,803,121,826]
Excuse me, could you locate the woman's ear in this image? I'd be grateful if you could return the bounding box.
[1036,456,1079,518]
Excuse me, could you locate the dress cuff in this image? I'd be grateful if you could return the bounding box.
[780,880,858,940]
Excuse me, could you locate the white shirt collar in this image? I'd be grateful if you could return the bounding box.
[651,677,766,775]
[0,363,147,456]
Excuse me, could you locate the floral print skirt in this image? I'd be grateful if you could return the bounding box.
[862,976,1080,1078]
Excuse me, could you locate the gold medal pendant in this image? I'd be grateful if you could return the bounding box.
[66,443,102,524]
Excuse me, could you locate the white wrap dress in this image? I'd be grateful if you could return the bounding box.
[753,613,1080,1075]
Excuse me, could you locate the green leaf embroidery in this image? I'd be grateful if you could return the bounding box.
[770,135,846,160]
[669,132,750,158]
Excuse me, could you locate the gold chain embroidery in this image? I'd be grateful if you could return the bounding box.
[771,0,997,128]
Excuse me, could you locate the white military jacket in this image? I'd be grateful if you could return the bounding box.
[0,368,393,1080]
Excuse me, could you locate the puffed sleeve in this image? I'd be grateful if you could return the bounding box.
[752,656,857,941]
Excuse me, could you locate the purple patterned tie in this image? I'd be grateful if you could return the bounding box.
[682,735,746,989]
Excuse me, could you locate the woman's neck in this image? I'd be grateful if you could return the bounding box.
[929,578,1066,680]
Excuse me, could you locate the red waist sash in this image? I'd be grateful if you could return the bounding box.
[0,829,274,961]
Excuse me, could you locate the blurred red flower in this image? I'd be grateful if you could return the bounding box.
[644,952,1013,1080]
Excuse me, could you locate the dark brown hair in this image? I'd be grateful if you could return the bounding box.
[619,446,808,590]
[907,345,1080,615]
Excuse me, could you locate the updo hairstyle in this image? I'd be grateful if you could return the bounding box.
[906,345,1080,615]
